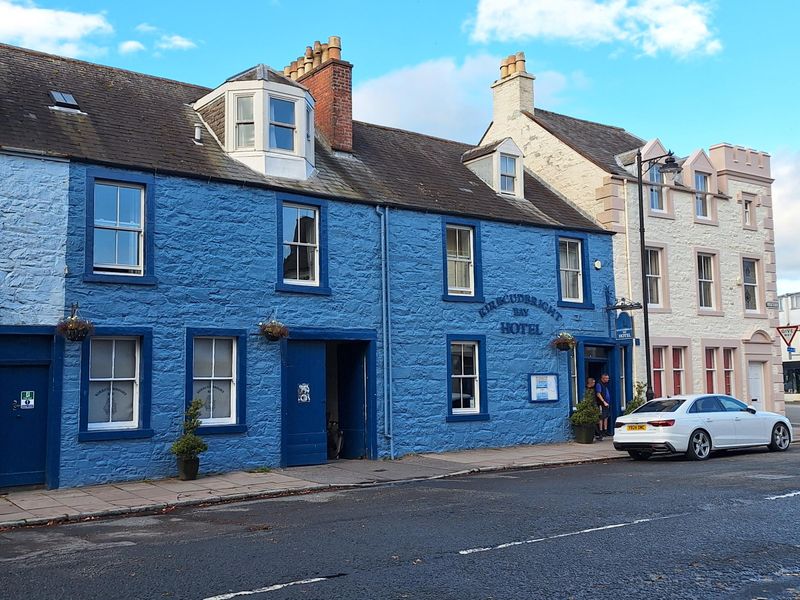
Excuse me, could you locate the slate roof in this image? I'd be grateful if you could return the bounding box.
[461,139,505,163]
[225,64,304,90]
[0,43,606,234]
[525,109,644,176]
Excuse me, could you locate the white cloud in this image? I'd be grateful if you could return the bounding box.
[135,22,158,34]
[470,0,722,58]
[156,34,196,50]
[118,40,145,54]
[772,150,800,295]
[0,0,112,57]
[353,55,584,143]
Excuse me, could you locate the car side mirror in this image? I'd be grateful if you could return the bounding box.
[745,407,756,414]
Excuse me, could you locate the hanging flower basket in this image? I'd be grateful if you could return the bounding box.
[56,316,94,341]
[258,319,289,341]
[550,332,576,351]
[56,303,94,342]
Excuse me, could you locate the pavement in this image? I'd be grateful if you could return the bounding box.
[0,439,623,530]
[3,428,798,531]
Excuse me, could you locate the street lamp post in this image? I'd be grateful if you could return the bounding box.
[636,149,682,401]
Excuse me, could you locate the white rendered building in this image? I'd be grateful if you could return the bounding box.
[481,53,784,413]
[778,292,800,401]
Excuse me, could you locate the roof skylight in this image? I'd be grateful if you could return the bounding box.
[50,91,79,110]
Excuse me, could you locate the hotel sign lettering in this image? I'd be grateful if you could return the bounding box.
[478,293,562,335]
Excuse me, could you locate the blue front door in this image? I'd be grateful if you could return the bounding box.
[337,343,367,459]
[282,341,327,467]
[0,365,49,487]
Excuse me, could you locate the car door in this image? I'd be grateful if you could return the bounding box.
[718,396,766,445]
[689,396,736,448]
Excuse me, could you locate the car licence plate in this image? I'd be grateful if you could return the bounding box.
[626,424,646,431]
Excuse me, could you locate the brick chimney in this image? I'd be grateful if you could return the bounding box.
[491,52,535,124]
[284,36,353,152]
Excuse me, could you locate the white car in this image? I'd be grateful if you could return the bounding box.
[613,394,792,461]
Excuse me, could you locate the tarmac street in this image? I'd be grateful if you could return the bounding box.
[2,447,800,599]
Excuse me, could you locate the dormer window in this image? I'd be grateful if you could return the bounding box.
[50,90,79,110]
[269,97,295,151]
[500,154,516,194]
[235,96,255,149]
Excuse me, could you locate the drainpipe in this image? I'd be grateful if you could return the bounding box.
[376,206,395,459]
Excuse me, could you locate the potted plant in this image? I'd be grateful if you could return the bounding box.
[570,390,601,444]
[550,331,577,351]
[624,381,647,415]
[170,398,208,480]
[56,303,94,342]
[258,318,289,341]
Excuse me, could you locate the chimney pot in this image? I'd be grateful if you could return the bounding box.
[515,51,526,73]
[500,57,508,79]
[328,35,341,60]
[313,40,322,67]
[321,43,329,62]
[296,56,305,76]
[506,54,517,75]
[283,66,291,76]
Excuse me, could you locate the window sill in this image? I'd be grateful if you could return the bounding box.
[743,311,767,319]
[743,224,758,232]
[197,424,248,435]
[557,299,594,310]
[79,428,155,442]
[83,273,158,286]
[442,293,485,304]
[275,282,331,296]
[648,210,674,220]
[647,306,672,314]
[697,309,725,317]
[693,217,719,227]
[446,413,490,423]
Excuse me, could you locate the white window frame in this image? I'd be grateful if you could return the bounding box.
[695,172,710,218]
[269,95,296,153]
[193,337,237,426]
[499,154,516,195]
[645,247,662,307]
[743,197,753,226]
[649,164,664,211]
[93,181,145,276]
[450,341,480,415]
[282,203,320,286]
[742,258,759,312]
[88,337,140,430]
[234,94,255,150]
[697,253,715,309]
[446,225,475,296]
[559,238,584,303]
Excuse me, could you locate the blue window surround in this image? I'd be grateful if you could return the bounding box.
[185,328,248,435]
[83,167,157,285]
[555,232,594,310]
[275,192,331,296]
[446,333,489,422]
[441,217,485,303]
[78,327,154,442]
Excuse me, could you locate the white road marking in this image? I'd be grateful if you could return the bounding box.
[765,490,800,500]
[203,577,330,600]
[459,514,682,555]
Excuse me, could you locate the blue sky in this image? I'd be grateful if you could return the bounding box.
[1,0,798,292]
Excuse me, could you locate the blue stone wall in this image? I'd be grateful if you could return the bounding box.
[0,154,69,324]
[387,209,615,455]
[60,164,384,487]
[57,162,615,487]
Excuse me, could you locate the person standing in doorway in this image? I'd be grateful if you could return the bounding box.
[584,377,599,438]
[595,373,612,440]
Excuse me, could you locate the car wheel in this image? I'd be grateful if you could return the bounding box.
[627,450,652,461]
[768,423,791,452]
[686,429,712,461]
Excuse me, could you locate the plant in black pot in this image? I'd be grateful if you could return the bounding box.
[170,398,208,481]
[570,390,601,444]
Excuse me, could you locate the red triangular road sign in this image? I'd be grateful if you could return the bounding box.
[777,325,798,347]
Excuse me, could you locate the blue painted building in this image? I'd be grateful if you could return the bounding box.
[0,41,628,488]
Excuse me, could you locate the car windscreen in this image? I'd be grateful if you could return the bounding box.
[633,399,685,413]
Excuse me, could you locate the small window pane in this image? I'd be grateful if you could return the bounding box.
[213,339,233,378]
[298,246,315,280]
[500,174,515,193]
[193,380,213,419]
[236,96,253,121]
[211,381,232,418]
[88,382,110,423]
[283,207,298,243]
[283,246,299,280]
[269,124,294,151]
[118,187,142,227]
[446,228,458,254]
[116,231,140,266]
[451,346,463,376]
[94,184,118,224]
[90,339,113,378]
[194,338,213,378]
[110,381,135,422]
[237,123,255,149]
[270,98,295,125]
[457,229,470,257]
[94,229,116,265]
[743,260,757,284]
[297,210,317,244]
[113,339,137,378]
